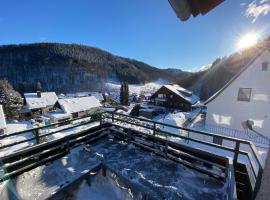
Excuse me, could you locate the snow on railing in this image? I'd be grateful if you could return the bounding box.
[103,111,265,199]
[202,124,270,147]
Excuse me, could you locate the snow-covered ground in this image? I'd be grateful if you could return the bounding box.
[188,114,269,162]
[0,121,35,157]
[152,109,201,134]
[105,81,163,95]
[0,118,99,157]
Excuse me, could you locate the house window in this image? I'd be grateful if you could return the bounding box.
[262,62,268,71]
[158,94,165,98]
[237,88,252,102]
[170,94,173,99]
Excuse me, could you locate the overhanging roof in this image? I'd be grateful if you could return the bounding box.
[168,0,224,21]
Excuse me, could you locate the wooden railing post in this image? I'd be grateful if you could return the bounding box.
[99,113,103,126]
[153,122,156,136]
[233,141,240,164]
[34,129,40,144]
[112,113,114,123]
[252,166,263,199]
[66,136,70,153]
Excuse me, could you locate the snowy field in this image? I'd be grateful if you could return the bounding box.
[105,81,163,95]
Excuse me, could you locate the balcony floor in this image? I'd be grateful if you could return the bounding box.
[0,135,227,200]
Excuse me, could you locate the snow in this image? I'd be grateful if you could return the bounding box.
[188,114,269,161]
[45,111,72,121]
[107,111,267,176]
[105,81,163,96]
[153,112,187,135]
[152,109,201,134]
[163,84,199,104]
[66,92,104,102]
[0,137,227,200]
[5,121,33,134]
[0,119,99,157]
[0,105,7,129]
[24,92,58,110]
[58,96,101,114]
[45,121,99,141]
[71,172,133,200]
[89,92,104,102]
[0,121,35,157]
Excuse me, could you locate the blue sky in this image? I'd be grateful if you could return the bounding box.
[0,0,270,71]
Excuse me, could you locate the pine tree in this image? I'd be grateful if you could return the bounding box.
[120,83,124,105]
[0,79,23,120]
[125,83,129,105]
[120,82,129,106]
[36,81,42,91]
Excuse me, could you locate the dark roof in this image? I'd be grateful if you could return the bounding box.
[151,84,199,104]
[205,49,267,105]
[168,0,224,21]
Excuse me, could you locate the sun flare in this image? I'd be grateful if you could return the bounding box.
[237,33,258,50]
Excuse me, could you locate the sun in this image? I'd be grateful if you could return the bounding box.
[237,33,258,50]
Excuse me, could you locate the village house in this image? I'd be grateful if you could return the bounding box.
[21,91,58,118]
[56,96,102,118]
[205,48,270,138]
[0,105,7,134]
[150,84,199,112]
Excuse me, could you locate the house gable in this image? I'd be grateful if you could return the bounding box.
[151,86,192,105]
[205,49,270,135]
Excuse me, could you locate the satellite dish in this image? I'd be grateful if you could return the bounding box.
[241,121,248,131]
[241,120,254,131]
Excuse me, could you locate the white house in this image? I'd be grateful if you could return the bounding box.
[57,96,102,118]
[0,105,7,134]
[205,49,270,138]
[23,92,58,117]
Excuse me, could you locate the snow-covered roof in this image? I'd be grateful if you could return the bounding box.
[89,92,104,101]
[45,111,72,120]
[0,105,7,129]
[24,92,58,110]
[163,84,199,104]
[58,96,102,114]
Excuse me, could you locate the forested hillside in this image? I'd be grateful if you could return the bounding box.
[0,39,269,100]
[0,43,191,93]
[180,38,270,100]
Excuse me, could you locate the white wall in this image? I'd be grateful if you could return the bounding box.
[206,50,270,137]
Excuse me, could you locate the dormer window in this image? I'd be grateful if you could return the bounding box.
[262,62,268,71]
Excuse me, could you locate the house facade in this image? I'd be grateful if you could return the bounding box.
[22,92,58,117]
[205,49,270,137]
[150,84,199,111]
[57,96,102,118]
[0,105,7,134]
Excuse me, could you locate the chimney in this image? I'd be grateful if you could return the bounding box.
[37,91,41,98]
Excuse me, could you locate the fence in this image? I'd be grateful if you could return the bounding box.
[103,111,266,199]
[0,111,267,199]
